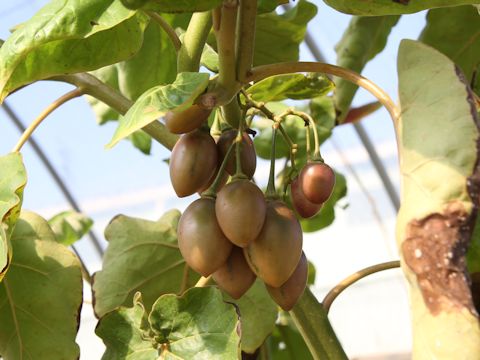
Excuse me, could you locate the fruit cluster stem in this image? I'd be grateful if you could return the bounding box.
[265,125,278,198]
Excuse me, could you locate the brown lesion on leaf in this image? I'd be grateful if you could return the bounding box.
[393,0,409,5]
[402,203,477,315]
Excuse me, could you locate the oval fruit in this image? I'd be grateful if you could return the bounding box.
[290,176,322,218]
[243,200,303,287]
[212,247,256,299]
[169,130,218,197]
[165,104,211,134]
[266,252,308,311]
[217,130,256,178]
[198,165,229,194]
[299,162,335,204]
[178,198,233,276]
[216,180,267,247]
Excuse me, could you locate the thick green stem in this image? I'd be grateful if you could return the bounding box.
[236,0,257,82]
[215,1,239,91]
[221,98,242,128]
[290,288,348,360]
[177,11,212,72]
[51,73,178,150]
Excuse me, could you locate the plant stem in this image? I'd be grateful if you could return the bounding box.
[179,263,190,294]
[12,89,83,152]
[221,98,242,128]
[202,142,236,197]
[236,0,257,82]
[51,73,179,150]
[290,288,348,360]
[284,109,321,160]
[146,11,182,52]
[246,62,400,124]
[322,260,400,313]
[195,275,212,287]
[306,124,311,161]
[234,110,245,177]
[215,1,239,92]
[265,125,278,198]
[177,11,212,72]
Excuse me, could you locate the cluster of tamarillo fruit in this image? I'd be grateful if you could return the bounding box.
[165,103,335,310]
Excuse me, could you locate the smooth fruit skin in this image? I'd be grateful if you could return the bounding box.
[165,104,211,134]
[266,252,308,311]
[178,198,233,276]
[243,200,303,287]
[216,180,267,247]
[299,162,336,204]
[169,130,218,197]
[217,130,256,178]
[212,247,256,299]
[290,177,322,218]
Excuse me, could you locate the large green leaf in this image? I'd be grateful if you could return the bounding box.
[48,210,94,246]
[246,73,334,103]
[223,280,277,354]
[254,0,317,66]
[88,17,179,124]
[0,212,83,360]
[95,293,157,360]
[121,0,222,12]
[322,0,480,15]
[149,287,240,359]
[106,72,210,148]
[419,5,480,93]
[97,287,241,359]
[93,210,199,318]
[300,171,347,233]
[397,40,480,358]
[334,15,400,122]
[0,153,26,281]
[0,0,149,102]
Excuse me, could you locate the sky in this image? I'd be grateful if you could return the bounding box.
[0,1,429,358]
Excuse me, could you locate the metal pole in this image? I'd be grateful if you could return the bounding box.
[2,101,105,258]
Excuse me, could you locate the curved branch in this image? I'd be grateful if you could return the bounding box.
[51,73,178,150]
[322,260,401,313]
[12,89,83,152]
[147,11,182,52]
[246,62,400,124]
[195,275,212,287]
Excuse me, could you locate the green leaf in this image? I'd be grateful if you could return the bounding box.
[0,153,26,281]
[0,0,149,102]
[322,0,480,15]
[334,15,400,121]
[95,293,158,360]
[121,0,222,12]
[254,0,317,66]
[106,72,210,149]
[300,171,347,233]
[307,260,316,285]
[129,131,152,155]
[97,288,241,359]
[467,213,480,273]
[267,322,313,360]
[149,287,240,359]
[48,210,94,246]
[0,211,83,360]
[397,39,480,358]
[223,280,277,354]
[246,73,334,103]
[93,210,199,318]
[253,97,335,161]
[258,0,289,13]
[201,42,220,72]
[419,5,480,92]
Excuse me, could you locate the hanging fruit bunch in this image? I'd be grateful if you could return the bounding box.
[167,90,335,311]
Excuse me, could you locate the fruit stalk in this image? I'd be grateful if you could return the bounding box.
[265,125,278,198]
[203,142,236,197]
[147,11,182,52]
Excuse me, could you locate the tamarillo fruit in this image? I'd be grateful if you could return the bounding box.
[290,176,322,218]
[165,104,211,134]
[299,162,335,204]
[217,130,256,179]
